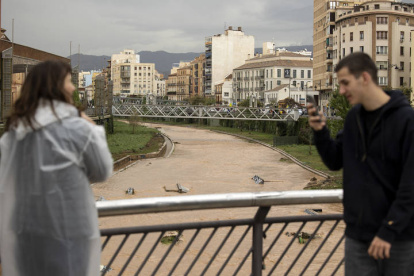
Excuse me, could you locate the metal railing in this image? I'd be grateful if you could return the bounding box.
[98,190,345,276]
[111,104,301,121]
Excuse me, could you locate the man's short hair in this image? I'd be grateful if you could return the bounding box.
[335,52,378,85]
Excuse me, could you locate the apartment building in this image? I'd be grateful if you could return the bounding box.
[233,51,313,105]
[111,49,158,96]
[176,65,192,101]
[313,0,365,103]
[166,73,178,100]
[190,54,205,97]
[333,1,414,93]
[218,74,234,105]
[205,26,254,95]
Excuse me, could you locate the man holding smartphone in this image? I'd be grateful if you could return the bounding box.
[308,52,414,275]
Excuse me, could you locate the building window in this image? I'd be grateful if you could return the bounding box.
[400,77,404,86]
[350,32,353,41]
[343,48,346,57]
[301,70,304,78]
[400,62,405,71]
[364,16,368,22]
[401,31,405,41]
[360,31,364,40]
[395,6,399,11]
[376,31,388,39]
[376,46,388,54]
[401,46,404,56]
[277,80,281,85]
[277,69,281,78]
[308,70,311,78]
[360,46,364,52]
[350,47,353,54]
[377,17,388,24]
[378,77,388,85]
[343,33,345,42]
[374,4,380,9]
[293,70,297,78]
[376,61,388,70]
[224,92,229,97]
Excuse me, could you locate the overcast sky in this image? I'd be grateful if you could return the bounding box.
[4,0,414,57]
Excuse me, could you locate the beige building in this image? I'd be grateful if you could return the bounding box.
[233,51,313,105]
[333,1,414,93]
[176,66,192,101]
[166,73,178,100]
[111,49,158,96]
[190,54,205,97]
[313,0,365,103]
[205,26,254,95]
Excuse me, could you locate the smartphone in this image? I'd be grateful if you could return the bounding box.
[306,95,321,122]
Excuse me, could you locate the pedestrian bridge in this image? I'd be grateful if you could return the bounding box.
[111,104,300,121]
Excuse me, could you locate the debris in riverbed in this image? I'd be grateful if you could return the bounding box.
[100,265,113,273]
[304,209,322,215]
[252,175,265,184]
[96,196,105,201]
[161,231,183,245]
[285,231,322,244]
[252,175,283,184]
[164,183,190,193]
[125,187,135,195]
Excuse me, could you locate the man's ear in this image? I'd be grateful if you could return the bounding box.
[361,71,372,85]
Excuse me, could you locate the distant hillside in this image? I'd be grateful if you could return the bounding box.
[69,45,313,76]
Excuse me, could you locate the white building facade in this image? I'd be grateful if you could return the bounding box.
[205,27,254,95]
[111,49,159,96]
[233,52,313,105]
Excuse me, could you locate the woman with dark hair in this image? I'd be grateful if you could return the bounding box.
[0,60,113,275]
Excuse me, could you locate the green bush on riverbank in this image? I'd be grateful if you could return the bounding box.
[107,121,162,160]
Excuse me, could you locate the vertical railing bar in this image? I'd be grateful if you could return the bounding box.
[331,258,344,276]
[285,221,325,275]
[217,225,252,276]
[252,206,270,276]
[300,220,341,275]
[267,222,307,276]
[169,229,201,276]
[134,231,165,276]
[118,233,148,275]
[263,223,288,259]
[185,227,218,275]
[101,235,112,251]
[316,234,345,276]
[232,246,252,276]
[101,234,130,276]
[152,230,184,276]
[201,226,236,276]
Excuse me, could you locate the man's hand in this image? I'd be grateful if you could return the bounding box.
[307,104,326,131]
[368,236,391,260]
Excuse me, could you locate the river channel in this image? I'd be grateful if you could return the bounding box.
[93,123,344,275]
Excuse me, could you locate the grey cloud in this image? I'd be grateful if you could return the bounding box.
[3,0,313,56]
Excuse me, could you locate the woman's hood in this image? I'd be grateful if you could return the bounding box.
[14,100,78,140]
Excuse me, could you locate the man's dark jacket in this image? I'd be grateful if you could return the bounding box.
[314,91,414,243]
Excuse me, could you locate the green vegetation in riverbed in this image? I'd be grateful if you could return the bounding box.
[107,121,163,160]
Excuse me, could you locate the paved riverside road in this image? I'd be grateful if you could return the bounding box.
[93,123,344,275]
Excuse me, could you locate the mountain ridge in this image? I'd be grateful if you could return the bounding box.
[69,45,313,77]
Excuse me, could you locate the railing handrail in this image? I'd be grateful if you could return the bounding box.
[97,190,343,217]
